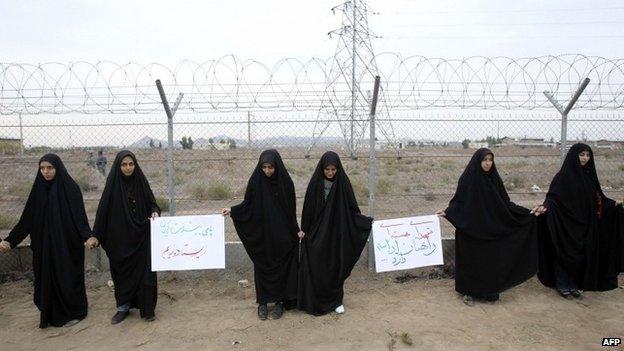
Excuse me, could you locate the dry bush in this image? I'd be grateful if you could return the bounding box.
[207,183,232,200]
[74,169,99,192]
[504,176,525,191]
[155,196,170,212]
[8,181,32,197]
[377,178,395,195]
[0,213,19,230]
[190,184,209,200]
[424,192,437,202]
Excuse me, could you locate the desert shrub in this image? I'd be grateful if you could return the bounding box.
[155,196,170,212]
[74,170,99,192]
[207,183,232,200]
[439,159,455,170]
[377,179,394,195]
[0,213,19,230]
[190,184,209,200]
[8,181,32,197]
[504,176,525,190]
[424,192,437,202]
[351,178,370,199]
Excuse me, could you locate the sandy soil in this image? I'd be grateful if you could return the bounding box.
[0,268,622,351]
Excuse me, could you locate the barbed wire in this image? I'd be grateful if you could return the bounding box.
[1,54,624,115]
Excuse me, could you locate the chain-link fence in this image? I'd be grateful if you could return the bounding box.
[1,53,624,274]
[1,110,622,274]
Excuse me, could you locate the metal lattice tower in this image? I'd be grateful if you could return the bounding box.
[307,0,396,158]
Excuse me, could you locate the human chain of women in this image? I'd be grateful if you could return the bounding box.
[0,143,622,329]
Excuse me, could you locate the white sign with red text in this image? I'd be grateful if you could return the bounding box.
[151,215,225,271]
[372,215,443,273]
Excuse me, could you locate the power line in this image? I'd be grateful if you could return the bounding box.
[389,35,624,39]
[382,20,624,28]
[384,6,624,15]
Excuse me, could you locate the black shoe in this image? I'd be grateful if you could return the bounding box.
[570,289,583,299]
[257,304,268,320]
[557,289,573,300]
[143,315,155,322]
[111,311,129,325]
[270,302,284,320]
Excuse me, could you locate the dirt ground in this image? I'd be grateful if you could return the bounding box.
[0,268,622,351]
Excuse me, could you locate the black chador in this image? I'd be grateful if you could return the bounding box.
[443,148,538,301]
[3,154,92,328]
[230,150,300,308]
[94,150,160,320]
[298,151,372,315]
[538,143,623,294]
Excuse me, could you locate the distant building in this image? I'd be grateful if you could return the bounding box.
[405,140,437,148]
[495,137,621,150]
[500,137,515,147]
[595,139,621,150]
[612,141,624,150]
[558,140,623,150]
[514,138,556,148]
[193,139,215,150]
[499,137,556,148]
[446,142,463,149]
[404,139,461,148]
[469,141,488,149]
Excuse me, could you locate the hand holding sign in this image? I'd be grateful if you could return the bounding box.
[151,215,225,271]
[372,215,444,273]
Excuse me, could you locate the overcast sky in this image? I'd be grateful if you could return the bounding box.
[1,0,623,146]
[2,0,624,64]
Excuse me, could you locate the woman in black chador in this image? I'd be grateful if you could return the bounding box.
[535,143,623,299]
[222,149,301,320]
[94,150,160,324]
[0,154,98,328]
[437,148,541,306]
[298,151,373,315]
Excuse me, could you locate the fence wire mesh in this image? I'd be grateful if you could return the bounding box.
[1,112,622,247]
[1,58,623,274]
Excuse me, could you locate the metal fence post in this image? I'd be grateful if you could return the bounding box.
[155,79,183,216]
[544,78,590,164]
[368,75,381,272]
[18,113,24,157]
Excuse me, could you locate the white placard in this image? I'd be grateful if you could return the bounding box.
[151,215,225,271]
[372,215,444,273]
